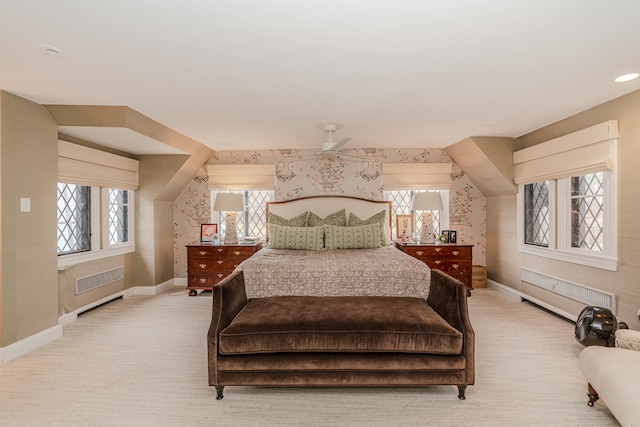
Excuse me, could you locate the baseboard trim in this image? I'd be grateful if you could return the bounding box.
[487,279,578,322]
[0,325,63,364]
[2,278,187,364]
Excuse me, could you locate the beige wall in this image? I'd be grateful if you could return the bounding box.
[487,89,640,329]
[57,254,134,316]
[1,92,179,349]
[0,91,59,346]
[136,155,189,287]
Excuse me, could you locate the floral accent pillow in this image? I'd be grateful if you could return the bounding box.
[307,209,347,227]
[267,211,308,227]
[348,210,392,245]
[267,224,324,250]
[324,223,383,250]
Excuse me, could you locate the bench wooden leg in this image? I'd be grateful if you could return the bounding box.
[457,385,467,400]
[215,386,225,400]
[587,383,599,407]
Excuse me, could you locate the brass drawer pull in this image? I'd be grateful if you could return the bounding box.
[198,250,207,256]
[217,260,224,264]
[199,263,207,269]
[233,264,239,268]
[452,263,459,269]
[452,250,460,256]
[199,278,207,283]
[217,248,224,253]
[434,260,441,265]
[416,251,424,256]
[217,273,224,278]
[234,251,241,256]
[435,248,441,253]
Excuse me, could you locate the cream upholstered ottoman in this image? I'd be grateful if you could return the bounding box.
[579,329,640,427]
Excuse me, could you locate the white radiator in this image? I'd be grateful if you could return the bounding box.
[521,268,615,312]
[76,267,125,295]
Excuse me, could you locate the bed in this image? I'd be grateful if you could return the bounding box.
[237,196,430,299]
[208,196,475,400]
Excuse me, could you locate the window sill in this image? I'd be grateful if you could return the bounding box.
[58,245,135,270]
[518,244,618,271]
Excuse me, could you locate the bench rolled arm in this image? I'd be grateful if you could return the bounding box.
[208,270,248,385]
[427,269,475,385]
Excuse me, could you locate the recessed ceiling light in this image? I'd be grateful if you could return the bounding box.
[614,73,639,83]
[38,44,65,58]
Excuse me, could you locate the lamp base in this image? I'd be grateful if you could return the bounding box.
[421,211,436,244]
[224,212,239,244]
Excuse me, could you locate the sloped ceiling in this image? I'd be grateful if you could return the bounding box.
[445,136,519,197]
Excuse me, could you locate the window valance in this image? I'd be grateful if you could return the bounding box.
[58,140,139,190]
[513,120,618,185]
[207,164,275,190]
[382,163,453,190]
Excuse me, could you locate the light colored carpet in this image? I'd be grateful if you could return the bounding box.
[0,287,619,427]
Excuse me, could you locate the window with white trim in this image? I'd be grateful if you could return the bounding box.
[514,121,618,271]
[106,188,130,246]
[384,190,449,240]
[57,184,135,261]
[518,171,616,270]
[523,181,550,247]
[57,183,91,255]
[214,190,274,238]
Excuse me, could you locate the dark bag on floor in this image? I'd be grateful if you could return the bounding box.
[575,306,621,347]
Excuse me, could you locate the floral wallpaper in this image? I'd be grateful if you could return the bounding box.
[174,148,486,277]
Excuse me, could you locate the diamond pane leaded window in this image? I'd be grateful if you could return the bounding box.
[57,183,91,255]
[108,189,129,245]
[524,181,549,247]
[219,190,273,238]
[570,172,604,251]
[384,190,440,240]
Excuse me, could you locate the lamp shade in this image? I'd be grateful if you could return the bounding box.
[213,193,244,212]
[411,191,443,211]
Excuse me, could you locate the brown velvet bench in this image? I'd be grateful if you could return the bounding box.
[208,269,474,400]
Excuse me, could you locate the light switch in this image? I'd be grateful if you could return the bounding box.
[20,197,31,212]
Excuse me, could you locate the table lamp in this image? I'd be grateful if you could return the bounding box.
[213,193,245,244]
[411,192,443,244]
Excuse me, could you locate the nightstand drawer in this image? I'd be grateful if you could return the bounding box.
[427,259,470,270]
[208,246,257,259]
[407,246,471,259]
[188,259,243,272]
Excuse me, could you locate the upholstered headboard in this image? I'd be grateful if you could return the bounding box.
[266,196,392,230]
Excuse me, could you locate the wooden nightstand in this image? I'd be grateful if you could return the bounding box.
[395,242,474,296]
[186,242,262,296]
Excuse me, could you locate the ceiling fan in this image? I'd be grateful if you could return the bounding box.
[316,122,352,153]
[295,122,363,161]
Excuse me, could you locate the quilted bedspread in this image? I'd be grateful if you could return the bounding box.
[236,245,430,299]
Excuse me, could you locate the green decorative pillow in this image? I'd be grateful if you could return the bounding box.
[324,223,383,250]
[267,211,308,227]
[267,224,324,250]
[307,209,347,227]
[348,210,392,245]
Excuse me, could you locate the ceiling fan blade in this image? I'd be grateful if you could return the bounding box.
[322,150,364,161]
[331,137,352,152]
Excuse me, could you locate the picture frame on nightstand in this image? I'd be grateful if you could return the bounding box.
[200,223,218,243]
[396,214,414,238]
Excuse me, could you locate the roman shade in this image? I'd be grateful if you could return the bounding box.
[58,140,139,190]
[207,164,275,190]
[382,163,453,190]
[513,120,618,185]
